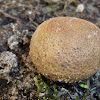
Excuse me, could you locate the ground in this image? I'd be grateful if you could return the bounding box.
[0,0,100,100]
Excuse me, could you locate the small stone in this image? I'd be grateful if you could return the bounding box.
[76,4,84,12]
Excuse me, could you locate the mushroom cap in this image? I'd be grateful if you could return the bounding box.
[30,17,100,83]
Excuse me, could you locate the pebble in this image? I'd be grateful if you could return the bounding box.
[76,4,84,12]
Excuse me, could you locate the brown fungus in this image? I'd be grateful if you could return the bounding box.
[30,17,100,83]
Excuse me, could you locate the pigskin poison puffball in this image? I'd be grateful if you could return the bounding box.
[30,17,100,83]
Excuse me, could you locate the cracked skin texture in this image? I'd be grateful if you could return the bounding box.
[30,17,100,83]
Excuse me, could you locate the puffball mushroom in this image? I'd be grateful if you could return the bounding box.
[30,17,100,83]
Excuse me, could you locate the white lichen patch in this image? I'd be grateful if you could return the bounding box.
[0,51,18,74]
[7,35,21,50]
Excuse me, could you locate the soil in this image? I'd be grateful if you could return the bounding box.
[0,0,100,100]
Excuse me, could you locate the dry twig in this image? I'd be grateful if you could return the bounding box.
[0,9,21,25]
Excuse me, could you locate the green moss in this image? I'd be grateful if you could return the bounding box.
[49,6,54,12]
[79,83,88,89]
[34,75,57,100]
